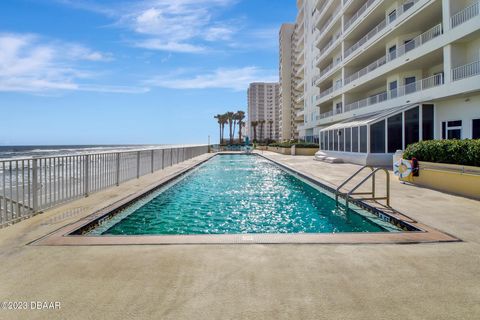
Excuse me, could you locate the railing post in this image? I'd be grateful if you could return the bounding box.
[115,153,120,186]
[84,155,90,197]
[151,150,154,173]
[162,149,165,169]
[32,159,38,212]
[136,151,141,179]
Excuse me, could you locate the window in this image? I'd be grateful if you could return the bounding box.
[442,120,462,139]
[339,129,344,152]
[389,81,398,98]
[329,130,333,150]
[360,126,367,153]
[334,130,338,151]
[405,107,419,147]
[404,39,415,52]
[345,127,351,152]
[320,132,325,150]
[389,45,397,60]
[404,76,416,94]
[473,119,480,139]
[352,127,359,152]
[403,1,415,11]
[335,102,342,114]
[388,113,403,153]
[388,10,397,23]
[422,104,434,141]
[370,121,386,153]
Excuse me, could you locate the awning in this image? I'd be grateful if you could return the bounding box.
[320,104,418,132]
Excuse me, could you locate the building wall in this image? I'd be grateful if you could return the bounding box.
[292,0,480,165]
[279,23,295,141]
[435,94,480,139]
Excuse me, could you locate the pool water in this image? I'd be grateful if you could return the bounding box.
[90,155,400,235]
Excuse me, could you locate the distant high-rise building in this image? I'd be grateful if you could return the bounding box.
[247,82,280,141]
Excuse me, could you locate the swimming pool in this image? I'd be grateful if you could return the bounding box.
[84,154,401,235]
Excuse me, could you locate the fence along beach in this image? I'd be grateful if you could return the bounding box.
[0,145,208,227]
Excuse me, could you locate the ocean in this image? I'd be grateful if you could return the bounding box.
[0,145,168,160]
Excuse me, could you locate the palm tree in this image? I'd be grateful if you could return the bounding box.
[251,121,258,142]
[226,112,235,145]
[268,120,274,140]
[236,111,246,143]
[214,114,222,144]
[218,114,228,145]
[240,121,246,143]
[258,120,266,142]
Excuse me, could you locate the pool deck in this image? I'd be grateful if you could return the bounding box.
[1,151,480,319]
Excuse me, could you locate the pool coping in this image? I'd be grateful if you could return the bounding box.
[31,153,460,246]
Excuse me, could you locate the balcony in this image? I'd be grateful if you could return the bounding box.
[315,32,342,65]
[344,24,443,85]
[452,60,480,81]
[314,0,334,27]
[316,57,343,86]
[316,5,342,43]
[344,0,419,59]
[316,81,343,104]
[451,1,479,28]
[344,0,376,31]
[344,73,444,113]
[294,92,305,103]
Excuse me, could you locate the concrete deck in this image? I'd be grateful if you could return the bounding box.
[1,151,480,319]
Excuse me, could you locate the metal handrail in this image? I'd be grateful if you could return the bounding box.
[335,166,390,209]
[346,168,390,209]
[335,165,374,204]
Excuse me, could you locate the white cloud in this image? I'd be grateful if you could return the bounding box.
[134,39,206,53]
[57,0,238,53]
[0,33,146,94]
[146,66,277,91]
[127,1,237,53]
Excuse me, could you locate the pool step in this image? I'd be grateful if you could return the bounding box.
[314,152,343,163]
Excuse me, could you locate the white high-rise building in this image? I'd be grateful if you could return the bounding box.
[286,0,480,165]
[247,82,281,141]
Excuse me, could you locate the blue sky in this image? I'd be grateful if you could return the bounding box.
[0,0,295,145]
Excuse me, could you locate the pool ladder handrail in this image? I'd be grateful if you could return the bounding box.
[335,166,390,209]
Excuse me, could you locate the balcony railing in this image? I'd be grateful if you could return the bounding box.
[345,55,387,85]
[318,86,333,99]
[344,23,443,85]
[317,5,342,40]
[315,0,334,26]
[344,18,386,57]
[344,73,444,113]
[451,1,479,28]
[344,0,377,31]
[316,58,343,85]
[315,32,342,65]
[452,60,480,81]
[344,0,419,58]
[319,110,334,119]
[316,81,343,102]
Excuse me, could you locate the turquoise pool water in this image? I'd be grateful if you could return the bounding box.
[90,155,399,235]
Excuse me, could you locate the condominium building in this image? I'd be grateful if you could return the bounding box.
[289,0,480,165]
[279,23,295,141]
[247,82,281,141]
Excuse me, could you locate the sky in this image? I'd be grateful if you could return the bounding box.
[0,0,296,145]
